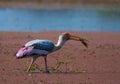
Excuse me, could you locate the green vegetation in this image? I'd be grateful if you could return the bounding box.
[26,56,86,73]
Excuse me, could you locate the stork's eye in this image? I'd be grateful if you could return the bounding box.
[64,35,69,40]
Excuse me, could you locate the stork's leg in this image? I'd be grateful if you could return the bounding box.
[26,57,37,72]
[44,56,49,73]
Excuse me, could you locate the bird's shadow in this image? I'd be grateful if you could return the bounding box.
[28,70,86,74]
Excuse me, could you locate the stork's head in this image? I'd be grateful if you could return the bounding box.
[16,46,33,58]
[62,32,88,48]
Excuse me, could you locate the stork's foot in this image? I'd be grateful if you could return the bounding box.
[26,68,31,73]
[43,70,50,73]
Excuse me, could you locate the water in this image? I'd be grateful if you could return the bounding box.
[0,8,120,32]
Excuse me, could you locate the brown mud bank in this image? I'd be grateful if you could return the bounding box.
[0,0,120,9]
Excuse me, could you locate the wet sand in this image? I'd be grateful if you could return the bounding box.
[0,31,120,84]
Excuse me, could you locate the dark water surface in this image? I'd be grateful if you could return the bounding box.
[0,7,120,32]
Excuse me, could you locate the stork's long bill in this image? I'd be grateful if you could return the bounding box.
[64,32,88,48]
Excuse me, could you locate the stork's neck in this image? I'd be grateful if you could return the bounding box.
[53,35,67,51]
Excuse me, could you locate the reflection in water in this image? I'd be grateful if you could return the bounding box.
[0,8,120,32]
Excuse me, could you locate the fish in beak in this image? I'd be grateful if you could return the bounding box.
[64,32,88,48]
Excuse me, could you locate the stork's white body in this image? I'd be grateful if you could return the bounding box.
[15,32,88,73]
[25,39,54,55]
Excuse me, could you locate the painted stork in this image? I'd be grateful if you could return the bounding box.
[16,32,88,73]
